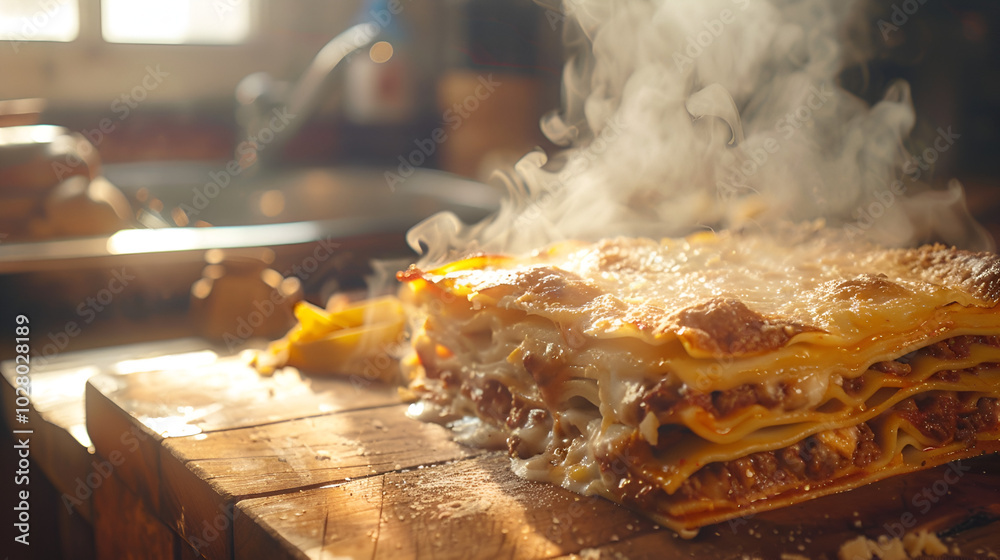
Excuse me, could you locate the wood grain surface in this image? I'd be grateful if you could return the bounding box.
[234,452,1000,560]
[0,337,211,523]
[159,404,482,559]
[77,340,1000,559]
[92,467,176,560]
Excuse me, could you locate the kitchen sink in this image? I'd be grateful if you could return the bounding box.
[0,163,500,356]
[102,161,499,228]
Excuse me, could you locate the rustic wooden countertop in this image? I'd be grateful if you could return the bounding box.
[5,338,1000,559]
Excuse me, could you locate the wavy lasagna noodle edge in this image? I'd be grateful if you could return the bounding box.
[397,229,1000,536]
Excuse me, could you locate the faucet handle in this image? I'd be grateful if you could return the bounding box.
[234,23,378,169]
[236,72,282,108]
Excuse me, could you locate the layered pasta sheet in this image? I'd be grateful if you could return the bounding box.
[398,227,1000,534]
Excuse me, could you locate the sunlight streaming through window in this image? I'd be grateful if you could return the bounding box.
[102,0,252,44]
[0,0,79,42]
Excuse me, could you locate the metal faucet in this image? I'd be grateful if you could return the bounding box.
[235,22,379,168]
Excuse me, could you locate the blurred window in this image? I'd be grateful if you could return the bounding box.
[0,0,80,42]
[101,0,252,44]
[0,0,253,45]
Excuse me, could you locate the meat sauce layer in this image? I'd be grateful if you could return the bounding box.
[416,330,1000,512]
[610,391,998,511]
[641,335,1000,422]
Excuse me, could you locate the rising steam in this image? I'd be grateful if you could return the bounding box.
[408,0,993,266]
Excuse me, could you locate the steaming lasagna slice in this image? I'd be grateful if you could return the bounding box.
[397,226,1000,535]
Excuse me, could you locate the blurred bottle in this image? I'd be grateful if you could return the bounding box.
[343,0,417,125]
[436,0,548,180]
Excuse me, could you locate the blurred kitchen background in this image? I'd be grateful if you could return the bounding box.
[0,0,565,363]
[0,0,562,169]
[0,0,998,364]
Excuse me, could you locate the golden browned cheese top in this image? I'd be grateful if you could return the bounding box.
[408,228,1000,357]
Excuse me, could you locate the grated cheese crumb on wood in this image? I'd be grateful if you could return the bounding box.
[838,530,955,560]
[902,530,949,556]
